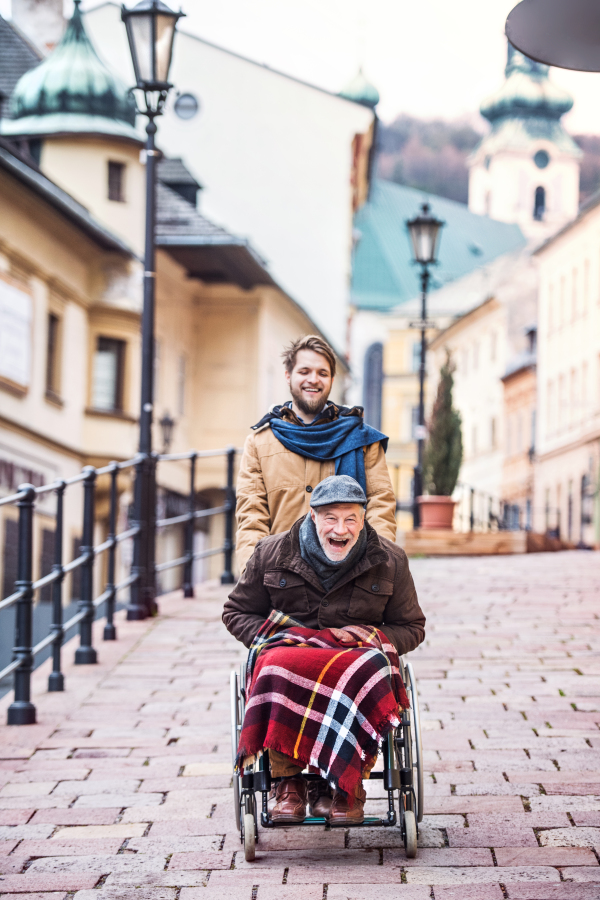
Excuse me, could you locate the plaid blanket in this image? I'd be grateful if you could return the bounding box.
[237,610,409,797]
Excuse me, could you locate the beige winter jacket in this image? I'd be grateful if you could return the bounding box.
[235,404,397,573]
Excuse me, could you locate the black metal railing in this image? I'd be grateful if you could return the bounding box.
[0,446,238,725]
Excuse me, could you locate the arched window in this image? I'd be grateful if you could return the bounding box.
[533,186,546,221]
[363,342,383,430]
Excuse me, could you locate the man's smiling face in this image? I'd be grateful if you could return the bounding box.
[311,503,365,562]
[285,349,333,420]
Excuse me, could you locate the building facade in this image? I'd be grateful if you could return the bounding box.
[534,198,600,546]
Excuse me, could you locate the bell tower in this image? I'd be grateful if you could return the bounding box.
[468,42,581,239]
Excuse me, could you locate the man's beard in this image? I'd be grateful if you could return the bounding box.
[291,384,328,418]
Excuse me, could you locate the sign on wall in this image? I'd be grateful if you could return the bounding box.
[0,279,32,389]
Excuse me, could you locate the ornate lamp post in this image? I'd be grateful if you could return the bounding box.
[406,203,444,529]
[506,0,600,72]
[121,0,184,620]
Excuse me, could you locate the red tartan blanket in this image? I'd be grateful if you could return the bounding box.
[237,610,409,797]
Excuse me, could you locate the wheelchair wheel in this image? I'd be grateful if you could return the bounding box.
[230,669,243,829]
[242,793,256,861]
[403,809,417,858]
[405,661,424,823]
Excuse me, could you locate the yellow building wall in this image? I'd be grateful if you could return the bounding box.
[40,136,145,256]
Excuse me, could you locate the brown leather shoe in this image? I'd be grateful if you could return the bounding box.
[271,776,308,824]
[307,778,332,818]
[328,782,366,826]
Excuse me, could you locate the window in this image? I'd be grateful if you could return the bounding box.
[583,260,590,314]
[582,362,588,412]
[91,337,125,411]
[558,374,566,428]
[506,417,512,457]
[572,268,578,320]
[547,381,554,434]
[472,341,479,371]
[461,348,468,376]
[490,417,497,449]
[411,342,421,373]
[410,406,419,441]
[517,413,523,454]
[108,161,126,202]
[45,312,61,398]
[533,185,545,221]
[177,355,186,416]
[490,331,497,362]
[548,285,554,333]
[363,343,383,430]
[472,425,478,456]
[530,409,536,455]
[545,488,550,531]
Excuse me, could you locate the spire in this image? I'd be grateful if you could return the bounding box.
[339,67,380,109]
[480,41,573,123]
[1,0,139,142]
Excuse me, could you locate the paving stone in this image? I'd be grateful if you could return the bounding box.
[506,886,600,898]
[17,839,123,857]
[30,809,121,825]
[404,866,561,883]
[495,847,598,865]
[0,894,68,900]
[0,825,54,840]
[561,867,600,882]
[538,827,600,847]
[447,826,538,847]
[75,892,176,900]
[572,813,600,826]
[433,889,504,900]
[0,875,100,891]
[285,866,402,883]
[326,887,431,900]
[167,851,232,870]
[51,824,148,840]
[0,812,34,826]
[385,848,493,865]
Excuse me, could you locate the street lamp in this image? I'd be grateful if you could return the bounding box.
[159,412,175,454]
[121,0,184,620]
[506,0,600,72]
[406,202,445,529]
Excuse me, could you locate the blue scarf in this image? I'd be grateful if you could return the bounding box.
[269,415,388,493]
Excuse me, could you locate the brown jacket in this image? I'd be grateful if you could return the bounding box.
[235,404,397,572]
[223,518,425,657]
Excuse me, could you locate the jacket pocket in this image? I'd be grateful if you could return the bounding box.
[263,571,310,617]
[347,574,394,624]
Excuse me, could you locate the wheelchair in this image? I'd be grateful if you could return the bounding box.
[230,657,423,861]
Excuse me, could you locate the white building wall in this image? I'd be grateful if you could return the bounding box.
[84,3,374,351]
[469,149,579,240]
[534,206,600,542]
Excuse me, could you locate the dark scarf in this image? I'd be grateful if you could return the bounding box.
[299,513,368,593]
[253,403,388,494]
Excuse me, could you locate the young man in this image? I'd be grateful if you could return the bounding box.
[223,475,425,824]
[235,334,397,572]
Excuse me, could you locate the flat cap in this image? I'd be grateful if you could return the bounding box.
[310,474,367,508]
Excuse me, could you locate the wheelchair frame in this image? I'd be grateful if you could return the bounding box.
[230,657,423,861]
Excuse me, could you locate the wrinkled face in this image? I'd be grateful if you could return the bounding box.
[285,349,333,418]
[311,503,365,562]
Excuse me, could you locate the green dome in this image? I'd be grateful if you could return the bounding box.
[2,0,139,142]
[339,67,379,109]
[481,42,573,123]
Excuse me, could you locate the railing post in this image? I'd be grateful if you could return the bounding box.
[144,452,158,617]
[221,446,236,585]
[48,480,66,692]
[469,487,475,532]
[127,454,147,621]
[7,484,36,725]
[183,452,197,598]
[103,463,118,641]
[75,466,97,665]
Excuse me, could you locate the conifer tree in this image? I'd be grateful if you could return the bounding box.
[424,351,463,496]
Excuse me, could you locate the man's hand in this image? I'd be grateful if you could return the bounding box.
[330,628,357,644]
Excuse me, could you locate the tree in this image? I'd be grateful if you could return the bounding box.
[424,352,463,496]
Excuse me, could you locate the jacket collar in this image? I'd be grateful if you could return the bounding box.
[252,401,364,431]
[275,517,388,595]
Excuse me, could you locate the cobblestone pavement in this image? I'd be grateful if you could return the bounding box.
[0,551,598,900]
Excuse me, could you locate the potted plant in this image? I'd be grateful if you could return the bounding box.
[418,351,463,530]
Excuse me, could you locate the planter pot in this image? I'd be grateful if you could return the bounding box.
[417,495,455,530]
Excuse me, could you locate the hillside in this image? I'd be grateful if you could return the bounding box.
[377,115,600,206]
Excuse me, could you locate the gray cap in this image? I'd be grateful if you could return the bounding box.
[310,474,367,509]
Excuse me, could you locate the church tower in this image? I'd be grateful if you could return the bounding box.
[468,42,581,239]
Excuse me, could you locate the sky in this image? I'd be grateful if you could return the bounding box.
[5,0,600,134]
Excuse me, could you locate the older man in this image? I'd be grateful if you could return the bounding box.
[223,475,425,826]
